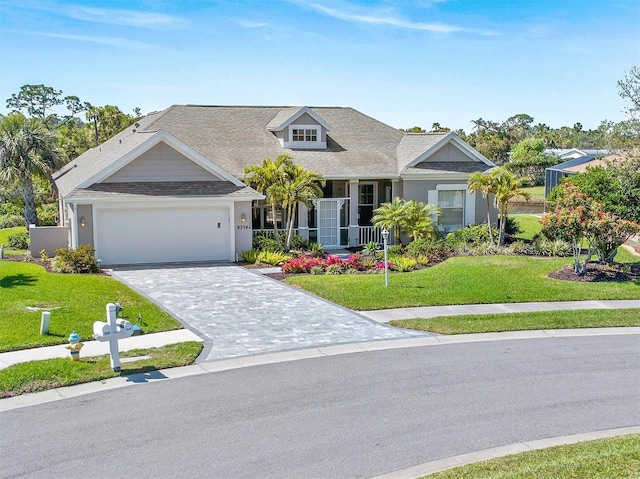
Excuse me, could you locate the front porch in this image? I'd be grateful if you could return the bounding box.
[251,179,398,248]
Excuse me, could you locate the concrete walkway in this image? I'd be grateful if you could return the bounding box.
[110,264,426,361]
[361,300,640,322]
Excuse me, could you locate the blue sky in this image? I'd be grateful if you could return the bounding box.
[1,0,638,132]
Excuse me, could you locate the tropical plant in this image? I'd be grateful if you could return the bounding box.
[244,155,325,251]
[277,162,325,251]
[372,197,405,244]
[0,113,61,226]
[244,155,291,248]
[241,249,259,263]
[467,171,496,244]
[401,200,441,242]
[391,257,417,272]
[491,167,531,245]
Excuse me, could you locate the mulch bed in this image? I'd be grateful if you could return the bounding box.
[548,262,640,282]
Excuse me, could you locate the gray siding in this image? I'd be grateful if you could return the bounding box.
[419,143,470,163]
[77,204,94,246]
[103,142,220,183]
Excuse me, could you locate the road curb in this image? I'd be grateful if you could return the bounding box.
[2,327,639,412]
[370,425,640,479]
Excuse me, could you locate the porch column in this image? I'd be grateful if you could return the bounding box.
[348,179,359,247]
[297,203,309,241]
[391,179,400,200]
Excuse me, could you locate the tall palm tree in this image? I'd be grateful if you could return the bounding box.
[244,154,292,246]
[492,167,531,245]
[372,197,405,244]
[467,171,497,244]
[0,113,60,226]
[278,163,325,250]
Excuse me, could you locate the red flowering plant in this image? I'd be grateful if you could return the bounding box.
[281,256,327,273]
[542,182,639,275]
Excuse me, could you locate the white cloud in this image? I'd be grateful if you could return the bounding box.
[287,0,499,36]
[9,1,189,30]
[236,20,269,29]
[27,31,150,50]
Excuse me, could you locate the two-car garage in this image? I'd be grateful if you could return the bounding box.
[94,205,231,265]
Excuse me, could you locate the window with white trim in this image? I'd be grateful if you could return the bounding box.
[292,128,317,142]
[438,190,465,231]
[285,125,326,149]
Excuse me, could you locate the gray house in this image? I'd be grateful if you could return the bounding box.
[54,105,495,265]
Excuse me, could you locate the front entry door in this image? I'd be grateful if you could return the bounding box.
[315,199,344,247]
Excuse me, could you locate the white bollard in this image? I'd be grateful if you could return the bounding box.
[40,311,51,335]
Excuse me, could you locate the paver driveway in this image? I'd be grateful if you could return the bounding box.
[111,264,426,361]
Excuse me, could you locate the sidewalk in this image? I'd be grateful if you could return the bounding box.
[3,300,640,370]
[361,300,640,322]
[0,329,203,370]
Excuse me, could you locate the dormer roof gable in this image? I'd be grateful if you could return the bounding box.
[267,106,332,132]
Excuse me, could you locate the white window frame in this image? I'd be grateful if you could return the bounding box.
[284,125,326,149]
[432,183,476,231]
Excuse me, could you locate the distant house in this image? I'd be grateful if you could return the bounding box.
[544,148,611,160]
[53,105,495,265]
[544,154,614,197]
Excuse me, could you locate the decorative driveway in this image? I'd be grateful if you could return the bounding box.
[110,264,427,361]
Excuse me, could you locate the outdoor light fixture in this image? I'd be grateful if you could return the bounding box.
[240,212,246,223]
[80,216,86,227]
[382,229,389,287]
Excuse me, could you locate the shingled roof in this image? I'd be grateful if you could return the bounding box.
[55,105,494,197]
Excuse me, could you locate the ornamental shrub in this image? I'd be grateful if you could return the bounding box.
[241,249,259,263]
[256,250,291,265]
[252,235,282,252]
[0,214,24,229]
[391,257,416,272]
[7,231,29,249]
[406,238,450,262]
[53,245,99,273]
[281,256,327,273]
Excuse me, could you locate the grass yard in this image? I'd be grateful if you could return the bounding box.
[0,260,182,352]
[510,214,542,242]
[423,434,640,478]
[521,185,546,201]
[0,226,27,255]
[285,253,640,311]
[0,342,203,398]
[390,308,640,334]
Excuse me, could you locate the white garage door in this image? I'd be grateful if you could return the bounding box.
[96,206,230,265]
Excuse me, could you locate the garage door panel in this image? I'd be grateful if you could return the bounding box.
[96,207,230,264]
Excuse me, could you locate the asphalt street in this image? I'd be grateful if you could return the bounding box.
[1,335,639,478]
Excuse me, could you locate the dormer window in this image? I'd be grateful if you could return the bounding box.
[286,124,326,149]
[267,107,331,150]
[292,127,318,142]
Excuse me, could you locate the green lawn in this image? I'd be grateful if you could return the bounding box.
[0,342,203,398]
[522,185,546,201]
[285,253,640,310]
[510,214,542,242]
[0,260,182,352]
[423,434,640,478]
[391,308,640,334]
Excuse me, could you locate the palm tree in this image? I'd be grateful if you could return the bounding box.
[244,154,292,246]
[0,113,60,226]
[372,197,405,244]
[278,163,325,250]
[401,200,441,242]
[492,167,531,245]
[467,171,497,244]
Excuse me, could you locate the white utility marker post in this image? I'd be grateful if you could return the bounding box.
[382,228,389,287]
[93,303,134,372]
[40,311,51,335]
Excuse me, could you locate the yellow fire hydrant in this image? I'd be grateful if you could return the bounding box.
[65,332,84,361]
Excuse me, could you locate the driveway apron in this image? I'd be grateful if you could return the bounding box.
[110,264,426,361]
